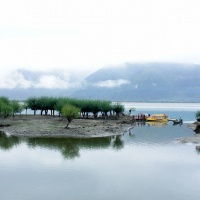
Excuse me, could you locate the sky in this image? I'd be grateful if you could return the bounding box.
[0,0,200,89]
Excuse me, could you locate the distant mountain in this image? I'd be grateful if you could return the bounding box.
[72,63,200,102]
[1,63,200,102]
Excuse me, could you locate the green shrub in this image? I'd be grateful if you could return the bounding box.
[61,104,80,128]
[112,103,125,116]
[195,110,200,119]
[0,97,12,118]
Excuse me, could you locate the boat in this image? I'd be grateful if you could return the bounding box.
[146,114,168,122]
[173,118,183,125]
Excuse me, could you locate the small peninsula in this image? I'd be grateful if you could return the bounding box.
[0,115,132,138]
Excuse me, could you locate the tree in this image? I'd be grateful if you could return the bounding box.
[99,100,112,118]
[195,110,200,119]
[61,105,80,128]
[0,97,12,119]
[26,97,38,115]
[112,103,125,116]
[10,100,21,118]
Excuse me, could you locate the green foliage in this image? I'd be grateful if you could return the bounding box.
[10,100,22,117]
[112,103,125,115]
[61,104,80,128]
[55,98,113,118]
[195,110,200,119]
[100,100,112,115]
[1,96,125,119]
[26,97,39,115]
[55,97,70,114]
[26,96,57,115]
[0,97,12,118]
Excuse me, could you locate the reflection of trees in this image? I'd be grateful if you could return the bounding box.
[27,137,80,159]
[26,137,113,159]
[0,132,125,159]
[113,136,124,150]
[0,131,21,150]
[195,146,200,154]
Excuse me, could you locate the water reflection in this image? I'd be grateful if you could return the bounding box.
[132,121,169,127]
[195,146,200,154]
[0,121,195,159]
[113,135,124,150]
[0,131,21,150]
[0,131,124,159]
[146,121,168,127]
[127,121,195,146]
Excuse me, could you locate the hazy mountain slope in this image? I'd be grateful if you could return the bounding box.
[73,63,200,102]
[1,63,200,102]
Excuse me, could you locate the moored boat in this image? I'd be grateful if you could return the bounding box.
[146,114,168,122]
[173,118,183,125]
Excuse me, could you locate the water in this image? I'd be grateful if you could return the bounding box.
[1,103,200,200]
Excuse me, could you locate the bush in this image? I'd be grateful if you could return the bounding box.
[112,103,125,116]
[61,105,80,128]
[0,97,12,118]
[195,110,200,119]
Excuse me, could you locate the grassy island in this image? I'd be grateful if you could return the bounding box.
[0,96,132,138]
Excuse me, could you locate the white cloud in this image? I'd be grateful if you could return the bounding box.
[95,79,130,88]
[0,71,32,89]
[34,75,68,89]
[0,70,82,89]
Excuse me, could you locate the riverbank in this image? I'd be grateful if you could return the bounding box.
[0,115,132,138]
[178,122,200,144]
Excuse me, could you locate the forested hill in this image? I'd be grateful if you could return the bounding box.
[72,63,200,102]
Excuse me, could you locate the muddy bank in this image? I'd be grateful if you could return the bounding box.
[0,115,132,138]
[178,134,200,144]
[178,122,200,144]
[187,121,200,133]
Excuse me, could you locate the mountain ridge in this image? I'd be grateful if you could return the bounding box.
[72,63,200,102]
[1,63,200,102]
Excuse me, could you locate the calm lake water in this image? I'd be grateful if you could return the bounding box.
[1,103,200,200]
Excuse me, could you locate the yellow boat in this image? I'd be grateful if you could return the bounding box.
[146,114,168,122]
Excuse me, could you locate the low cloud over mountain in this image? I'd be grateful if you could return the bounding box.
[72,63,200,102]
[94,79,130,88]
[1,63,200,102]
[0,69,82,90]
[0,69,84,99]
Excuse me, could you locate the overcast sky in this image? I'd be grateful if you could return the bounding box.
[1,0,200,89]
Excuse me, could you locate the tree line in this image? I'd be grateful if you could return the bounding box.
[0,96,125,119]
[0,96,24,118]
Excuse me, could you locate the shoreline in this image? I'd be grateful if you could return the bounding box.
[178,122,200,144]
[1,115,200,144]
[0,115,132,138]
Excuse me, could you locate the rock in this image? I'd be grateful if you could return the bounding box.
[196,146,200,151]
[188,122,200,133]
